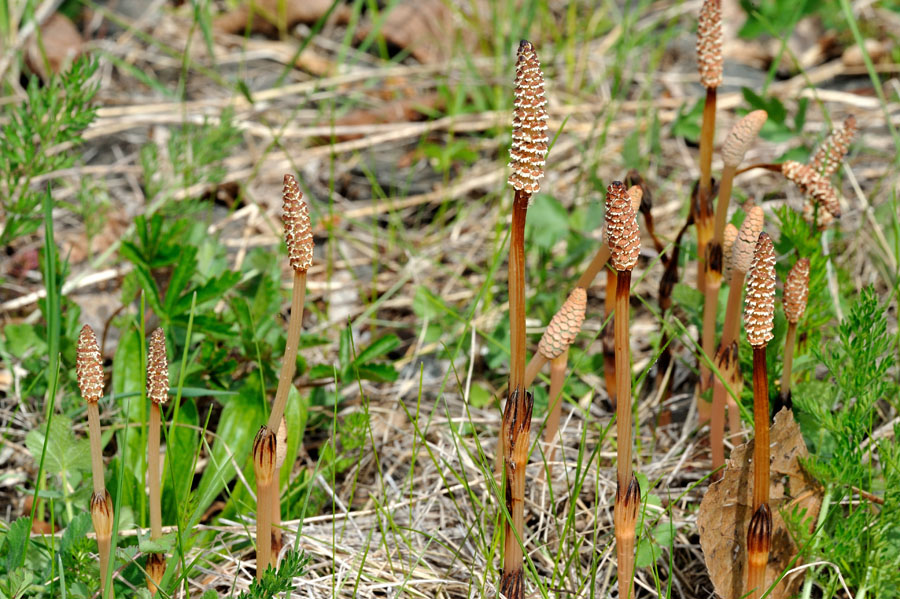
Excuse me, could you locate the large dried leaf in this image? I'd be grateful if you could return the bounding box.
[698,409,822,599]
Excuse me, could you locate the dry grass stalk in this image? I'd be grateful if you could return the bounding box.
[77,325,113,593]
[710,206,764,455]
[500,39,547,599]
[146,327,169,594]
[695,0,723,294]
[262,173,314,568]
[700,110,767,396]
[780,258,810,407]
[743,232,776,599]
[606,181,642,599]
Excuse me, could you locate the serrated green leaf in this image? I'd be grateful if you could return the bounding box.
[3,323,46,358]
[25,415,91,477]
[138,531,175,553]
[5,517,30,571]
[60,512,92,556]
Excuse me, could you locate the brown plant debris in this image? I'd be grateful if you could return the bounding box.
[147,328,169,405]
[810,115,857,178]
[744,233,776,348]
[283,174,314,273]
[696,0,723,89]
[781,160,841,218]
[537,287,587,360]
[783,258,810,324]
[507,40,549,195]
[698,409,823,599]
[722,110,767,168]
[606,182,641,272]
[77,325,104,404]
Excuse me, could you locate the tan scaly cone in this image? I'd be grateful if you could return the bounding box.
[695,0,723,294]
[743,233,776,599]
[700,110,767,397]
[810,115,857,178]
[606,181,642,599]
[779,258,810,408]
[499,39,548,599]
[146,328,169,595]
[77,325,114,595]
[255,174,314,575]
[537,288,587,468]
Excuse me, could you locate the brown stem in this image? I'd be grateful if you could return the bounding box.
[148,402,162,541]
[87,403,105,496]
[615,474,640,599]
[746,503,772,599]
[523,353,548,391]
[542,351,568,456]
[780,323,797,405]
[253,427,276,580]
[722,270,746,347]
[735,162,781,176]
[500,387,533,599]
[267,270,307,431]
[603,267,618,408]
[751,346,770,510]
[90,490,113,596]
[575,244,611,289]
[710,341,737,477]
[98,536,111,591]
[614,270,633,490]
[696,87,718,294]
[713,164,737,245]
[509,190,529,391]
[699,259,722,393]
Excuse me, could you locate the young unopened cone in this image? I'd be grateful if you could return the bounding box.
[606,181,641,599]
[146,328,169,595]
[743,233,776,599]
[779,258,810,409]
[500,39,547,599]
[78,325,113,593]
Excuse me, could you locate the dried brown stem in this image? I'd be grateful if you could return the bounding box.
[615,474,640,599]
[523,353,548,391]
[509,190,529,392]
[500,387,533,599]
[751,347,771,509]
[696,88,718,294]
[614,270,633,490]
[746,503,772,599]
[699,243,723,393]
[90,490,113,595]
[603,267,618,408]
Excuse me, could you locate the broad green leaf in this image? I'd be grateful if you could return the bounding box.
[3,324,46,358]
[162,399,199,523]
[4,517,30,571]
[25,415,91,477]
[356,363,398,383]
[192,375,266,526]
[112,327,146,509]
[525,194,569,251]
[279,384,309,493]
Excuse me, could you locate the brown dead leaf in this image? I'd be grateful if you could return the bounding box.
[698,409,822,599]
[25,13,83,80]
[357,0,454,64]
[214,0,351,36]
